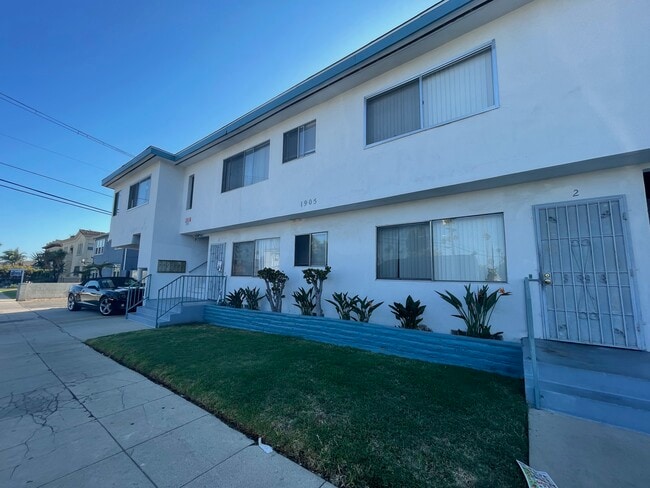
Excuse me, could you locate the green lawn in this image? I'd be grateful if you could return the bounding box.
[88,325,528,487]
[0,287,17,299]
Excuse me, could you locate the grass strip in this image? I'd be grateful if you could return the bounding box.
[88,324,527,487]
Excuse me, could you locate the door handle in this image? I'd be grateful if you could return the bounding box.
[543,273,552,285]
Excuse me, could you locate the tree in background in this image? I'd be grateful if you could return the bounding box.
[32,249,67,282]
[1,248,26,266]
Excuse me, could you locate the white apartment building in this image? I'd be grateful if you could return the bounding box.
[102,0,650,348]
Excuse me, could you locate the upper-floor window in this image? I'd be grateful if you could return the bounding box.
[186,174,195,210]
[76,243,83,255]
[95,238,106,255]
[366,45,496,145]
[222,141,270,192]
[128,177,151,209]
[283,121,316,163]
[294,232,328,266]
[377,213,506,282]
[232,237,279,276]
[112,191,120,216]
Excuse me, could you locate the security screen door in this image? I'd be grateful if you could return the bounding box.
[207,243,226,301]
[535,196,640,348]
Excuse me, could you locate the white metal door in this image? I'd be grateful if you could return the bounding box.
[535,196,640,348]
[207,243,226,301]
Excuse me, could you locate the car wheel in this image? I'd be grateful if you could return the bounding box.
[99,297,113,316]
[67,294,80,311]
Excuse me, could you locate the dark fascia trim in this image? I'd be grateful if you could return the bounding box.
[102,0,479,186]
[182,148,650,235]
[102,146,176,187]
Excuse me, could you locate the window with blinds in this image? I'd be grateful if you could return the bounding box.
[366,45,496,145]
[222,141,270,192]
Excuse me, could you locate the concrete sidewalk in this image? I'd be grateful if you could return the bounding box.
[0,297,333,488]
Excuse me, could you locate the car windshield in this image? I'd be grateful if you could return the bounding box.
[96,277,138,289]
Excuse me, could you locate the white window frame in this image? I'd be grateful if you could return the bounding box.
[232,238,280,276]
[94,238,106,255]
[364,41,498,147]
[294,232,328,267]
[283,120,316,163]
[127,176,151,209]
[376,212,507,282]
[222,141,270,193]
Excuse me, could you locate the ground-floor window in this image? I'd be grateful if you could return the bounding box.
[232,238,280,276]
[294,232,328,266]
[377,213,506,282]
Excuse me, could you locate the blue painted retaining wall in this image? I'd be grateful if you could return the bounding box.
[203,305,524,378]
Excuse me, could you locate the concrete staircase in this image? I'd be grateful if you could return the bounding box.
[523,339,650,434]
[127,300,208,328]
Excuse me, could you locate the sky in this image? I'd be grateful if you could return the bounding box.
[0,0,433,258]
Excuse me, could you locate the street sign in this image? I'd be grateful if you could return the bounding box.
[10,269,23,278]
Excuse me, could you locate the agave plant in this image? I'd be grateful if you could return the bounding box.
[243,286,263,310]
[351,296,383,323]
[436,284,510,339]
[326,292,357,320]
[292,287,316,316]
[389,295,429,331]
[224,288,245,309]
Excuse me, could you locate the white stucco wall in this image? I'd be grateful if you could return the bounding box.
[181,0,650,235]
[207,166,650,346]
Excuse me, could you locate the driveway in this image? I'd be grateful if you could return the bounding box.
[0,297,333,487]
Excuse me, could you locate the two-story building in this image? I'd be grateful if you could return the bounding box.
[89,233,138,278]
[44,229,104,282]
[102,0,650,349]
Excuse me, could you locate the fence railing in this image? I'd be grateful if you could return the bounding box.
[125,274,151,320]
[524,275,541,409]
[156,275,226,327]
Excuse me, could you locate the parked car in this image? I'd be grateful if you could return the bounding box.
[67,277,142,316]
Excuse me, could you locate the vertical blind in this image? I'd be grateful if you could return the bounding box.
[366,46,495,145]
[222,142,269,192]
[422,49,494,127]
[432,213,506,281]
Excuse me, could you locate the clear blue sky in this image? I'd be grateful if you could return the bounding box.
[0,0,431,258]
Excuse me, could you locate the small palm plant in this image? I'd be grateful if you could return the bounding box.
[436,284,511,339]
[326,292,356,320]
[389,295,429,331]
[292,287,316,316]
[351,296,383,323]
[243,286,263,310]
[224,288,245,308]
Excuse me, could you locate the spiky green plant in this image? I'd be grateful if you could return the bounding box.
[224,288,245,309]
[437,284,510,339]
[389,295,429,331]
[243,286,263,310]
[326,292,357,320]
[292,287,317,316]
[351,296,384,323]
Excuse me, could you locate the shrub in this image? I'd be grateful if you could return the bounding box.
[351,296,383,323]
[326,292,356,320]
[224,288,245,308]
[292,287,316,316]
[389,295,429,331]
[257,268,289,312]
[302,266,331,317]
[436,284,510,340]
[243,286,263,310]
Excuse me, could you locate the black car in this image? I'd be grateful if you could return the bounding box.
[67,277,142,316]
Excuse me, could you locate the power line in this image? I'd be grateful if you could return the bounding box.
[0,178,111,215]
[0,184,111,215]
[0,161,112,198]
[0,131,108,170]
[0,91,134,158]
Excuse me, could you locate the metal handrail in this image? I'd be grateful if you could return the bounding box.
[125,274,150,319]
[187,261,208,274]
[524,275,541,409]
[155,274,226,327]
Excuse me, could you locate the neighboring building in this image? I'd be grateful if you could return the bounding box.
[102,0,650,349]
[89,233,139,278]
[44,230,104,282]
